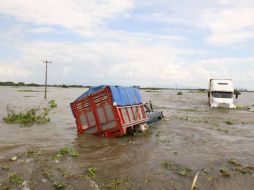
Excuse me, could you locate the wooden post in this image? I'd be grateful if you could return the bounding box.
[43,60,52,99]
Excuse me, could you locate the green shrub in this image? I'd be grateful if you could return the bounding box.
[3,108,50,125]
[49,100,57,108]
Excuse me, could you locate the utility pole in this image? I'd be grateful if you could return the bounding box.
[43,60,52,99]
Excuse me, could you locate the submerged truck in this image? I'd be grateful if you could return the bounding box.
[71,85,154,137]
[208,79,236,108]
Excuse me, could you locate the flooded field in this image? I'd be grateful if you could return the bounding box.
[0,86,254,190]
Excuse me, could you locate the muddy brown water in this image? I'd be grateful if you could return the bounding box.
[0,87,254,190]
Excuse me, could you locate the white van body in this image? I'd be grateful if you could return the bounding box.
[208,79,235,109]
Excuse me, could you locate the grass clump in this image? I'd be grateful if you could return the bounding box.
[228,158,241,166]
[227,158,254,174]
[25,149,42,157]
[87,166,97,177]
[160,160,174,169]
[104,178,127,190]
[69,148,80,157]
[49,100,57,108]
[54,182,65,189]
[219,168,231,177]
[54,147,80,159]
[177,168,192,176]
[59,147,69,155]
[177,91,183,95]
[9,173,23,184]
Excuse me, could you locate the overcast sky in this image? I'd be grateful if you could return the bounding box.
[0,0,254,89]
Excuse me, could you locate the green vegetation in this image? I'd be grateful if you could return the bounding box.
[1,165,10,170]
[49,100,57,108]
[219,168,231,177]
[103,178,127,190]
[236,105,250,111]
[196,89,207,93]
[3,108,50,125]
[25,149,42,157]
[59,147,69,155]
[61,84,69,88]
[68,148,80,157]
[234,89,241,95]
[177,91,183,95]
[0,81,87,88]
[54,147,80,159]
[3,100,57,126]
[177,168,192,176]
[236,166,254,174]
[160,160,174,169]
[54,182,66,189]
[227,158,240,166]
[227,158,254,174]
[8,173,23,184]
[87,166,97,177]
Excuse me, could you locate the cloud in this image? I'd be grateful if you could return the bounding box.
[0,62,31,80]
[30,27,55,33]
[0,0,133,37]
[202,3,254,45]
[2,38,252,89]
[7,40,186,86]
[132,0,254,46]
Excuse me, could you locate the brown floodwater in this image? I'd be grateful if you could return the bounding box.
[0,86,254,190]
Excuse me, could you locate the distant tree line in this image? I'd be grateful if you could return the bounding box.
[0,81,89,88]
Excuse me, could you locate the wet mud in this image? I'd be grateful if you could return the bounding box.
[0,87,254,190]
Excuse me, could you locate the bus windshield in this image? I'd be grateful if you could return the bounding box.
[212,91,233,98]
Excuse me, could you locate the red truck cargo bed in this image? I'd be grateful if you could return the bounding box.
[71,86,148,137]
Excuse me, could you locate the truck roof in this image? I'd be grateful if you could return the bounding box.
[210,79,232,82]
[75,85,143,106]
[209,79,234,92]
